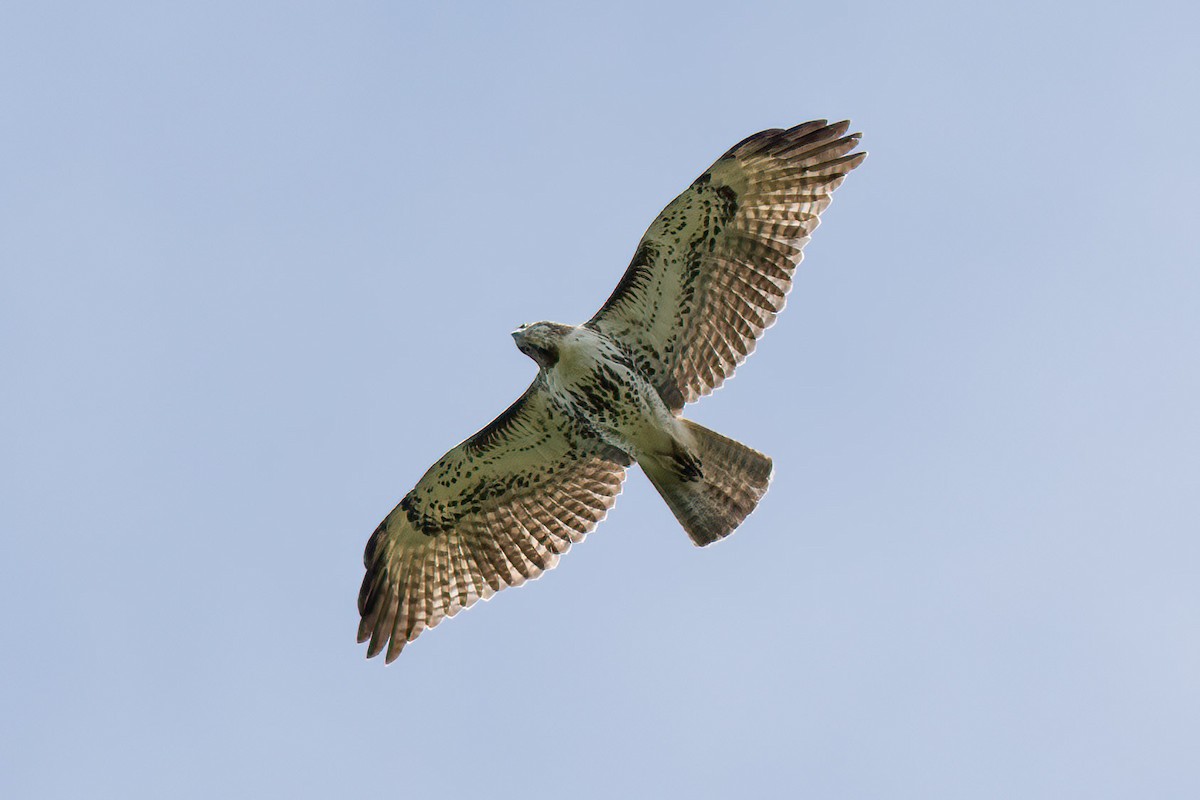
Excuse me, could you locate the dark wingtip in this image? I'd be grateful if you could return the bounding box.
[827,119,851,136]
[366,630,390,659]
[785,119,828,136]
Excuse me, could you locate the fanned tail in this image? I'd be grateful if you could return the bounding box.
[641,420,773,546]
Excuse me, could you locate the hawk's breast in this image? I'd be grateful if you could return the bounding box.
[546,329,675,458]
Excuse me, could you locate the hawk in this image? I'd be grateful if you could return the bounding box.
[358,120,866,661]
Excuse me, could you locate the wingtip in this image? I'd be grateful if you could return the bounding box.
[825,120,852,138]
[356,613,373,644]
[786,119,828,135]
[358,628,401,664]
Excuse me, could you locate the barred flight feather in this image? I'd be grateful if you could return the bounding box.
[357,385,627,662]
[589,120,865,409]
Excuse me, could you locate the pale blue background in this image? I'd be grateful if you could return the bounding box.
[2,2,1197,797]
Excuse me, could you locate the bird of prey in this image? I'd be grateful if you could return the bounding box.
[358,120,865,662]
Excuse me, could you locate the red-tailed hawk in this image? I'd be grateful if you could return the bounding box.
[358,120,866,661]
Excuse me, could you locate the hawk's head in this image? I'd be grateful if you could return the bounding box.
[512,321,572,369]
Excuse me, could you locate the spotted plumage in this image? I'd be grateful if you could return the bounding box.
[358,120,865,661]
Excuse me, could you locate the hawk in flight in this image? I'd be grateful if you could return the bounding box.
[358,120,865,661]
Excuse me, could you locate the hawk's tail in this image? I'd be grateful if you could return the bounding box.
[641,419,773,546]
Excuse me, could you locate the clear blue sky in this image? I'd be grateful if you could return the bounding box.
[2,2,1197,797]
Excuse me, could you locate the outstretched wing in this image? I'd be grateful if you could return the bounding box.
[588,120,866,410]
[358,378,629,662]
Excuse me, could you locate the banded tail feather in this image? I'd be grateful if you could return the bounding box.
[641,419,773,546]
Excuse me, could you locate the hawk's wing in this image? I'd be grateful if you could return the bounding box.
[357,378,629,662]
[587,120,866,410]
